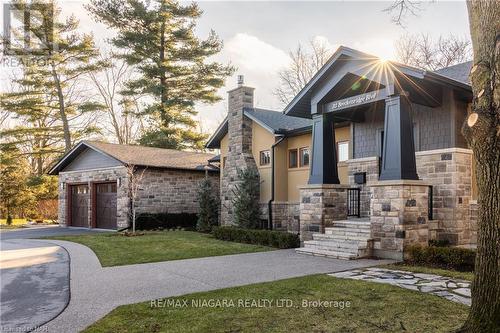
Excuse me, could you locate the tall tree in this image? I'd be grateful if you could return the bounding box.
[2,0,106,152]
[87,0,234,150]
[385,1,500,331]
[275,38,333,105]
[395,34,472,71]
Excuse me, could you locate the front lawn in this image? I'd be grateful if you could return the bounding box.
[83,274,468,333]
[47,231,274,267]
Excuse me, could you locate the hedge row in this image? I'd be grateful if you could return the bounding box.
[212,226,300,249]
[405,244,476,272]
[135,213,198,230]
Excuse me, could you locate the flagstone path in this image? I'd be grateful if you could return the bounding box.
[329,267,471,306]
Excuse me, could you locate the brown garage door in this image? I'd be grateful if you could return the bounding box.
[71,185,89,227]
[95,183,117,230]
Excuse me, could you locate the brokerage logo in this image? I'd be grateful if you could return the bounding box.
[2,2,55,56]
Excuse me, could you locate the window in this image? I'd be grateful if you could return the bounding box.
[299,147,309,167]
[259,150,271,166]
[289,149,298,168]
[337,141,349,162]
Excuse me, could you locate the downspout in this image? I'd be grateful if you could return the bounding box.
[268,132,286,230]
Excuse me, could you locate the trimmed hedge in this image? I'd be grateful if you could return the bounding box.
[212,226,300,249]
[405,244,476,272]
[135,213,198,231]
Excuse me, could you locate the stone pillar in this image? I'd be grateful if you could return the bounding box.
[220,83,259,225]
[299,184,349,241]
[370,180,429,260]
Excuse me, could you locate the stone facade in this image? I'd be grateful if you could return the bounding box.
[416,148,474,245]
[345,148,475,246]
[58,167,129,228]
[134,168,219,216]
[220,85,259,225]
[58,166,218,229]
[259,202,300,233]
[299,184,349,241]
[370,180,429,260]
[347,156,379,217]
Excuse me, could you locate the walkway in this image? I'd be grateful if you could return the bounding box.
[29,239,395,333]
[329,267,471,306]
[0,225,112,241]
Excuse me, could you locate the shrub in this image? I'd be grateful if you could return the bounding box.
[428,239,450,247]
[231,168,260,229]
[196,178,219,232]
[212,226,300,249]
[405,244,476,272]
[135,212,198,230]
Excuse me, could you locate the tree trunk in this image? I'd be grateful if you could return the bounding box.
[50,64,72,152]
[459,1,500,332]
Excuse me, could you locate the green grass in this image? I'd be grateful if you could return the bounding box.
[47,231,274,267]
[379,263,474,281]
[83,274,468,333]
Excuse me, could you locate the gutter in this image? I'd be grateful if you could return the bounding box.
[267,132,286,230]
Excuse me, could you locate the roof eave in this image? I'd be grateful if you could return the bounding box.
[205,117,228,149]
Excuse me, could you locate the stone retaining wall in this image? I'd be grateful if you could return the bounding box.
[259,202,300,233]
[299,185,349,241]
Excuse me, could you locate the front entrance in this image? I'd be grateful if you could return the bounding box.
[95,182,117,230]
[70,184,89,227]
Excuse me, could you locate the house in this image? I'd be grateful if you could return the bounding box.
[49,141,219,230]
[207,46,477,260]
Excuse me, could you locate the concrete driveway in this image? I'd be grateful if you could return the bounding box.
[35,240,395,333]
[0,239,70,333]
[0,225,113,241]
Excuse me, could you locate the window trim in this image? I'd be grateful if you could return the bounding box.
[259,150,271,166]
[288,148,298,168]
[337,141,349,162]
[299,146,310,167]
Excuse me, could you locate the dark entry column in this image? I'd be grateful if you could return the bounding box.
[379,95,419,180]
[309,113,340,184]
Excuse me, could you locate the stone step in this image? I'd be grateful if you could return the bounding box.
[331,221,371,229]
[304,240,368,251]
[295,248,358,260]
[312,233,371,242]
[324,229,371,236]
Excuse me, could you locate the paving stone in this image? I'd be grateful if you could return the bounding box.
[453,288,471,297]
[447,282,457,288]
[417,281,448,288]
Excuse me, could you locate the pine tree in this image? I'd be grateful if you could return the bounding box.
[231,168,261,229]
[2,0,106,152]
[196,177,219,232]
[87,0,234,150]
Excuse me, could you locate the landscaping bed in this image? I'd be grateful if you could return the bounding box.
[46,231,274,267]
[83,274,469,333]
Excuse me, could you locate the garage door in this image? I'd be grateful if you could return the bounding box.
[71,185,89,227]
[95,183,117,229]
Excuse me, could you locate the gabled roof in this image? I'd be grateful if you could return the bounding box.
[205,108,312,149]
[434,61,473,85]
[284,46,472,117]
[49,141,218,175]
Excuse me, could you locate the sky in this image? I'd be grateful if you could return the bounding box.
[0,0,471,134]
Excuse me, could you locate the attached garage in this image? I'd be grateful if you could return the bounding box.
[49,141,219,230]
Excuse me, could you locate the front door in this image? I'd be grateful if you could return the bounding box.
[95,183,117,230]
[71,184,89,227]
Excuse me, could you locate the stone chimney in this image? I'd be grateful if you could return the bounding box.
[220,76,259,225]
